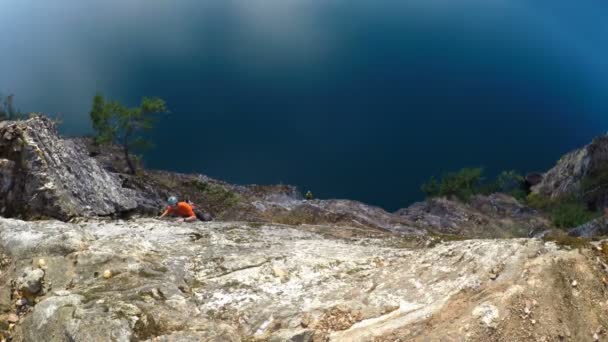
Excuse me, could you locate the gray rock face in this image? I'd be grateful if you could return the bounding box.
[396,194,549,237]
[2,217,606,341]
[569,217,608,237]
[0,117,138,220]
[16,267,45,295]
[532,136,608,203]
[250,197,425,235]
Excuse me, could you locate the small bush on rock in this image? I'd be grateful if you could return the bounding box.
[421,168,483,202]
[422,168,527,203]
[0,93,26,121]
[581,161,608,205]
[526,193,600,229]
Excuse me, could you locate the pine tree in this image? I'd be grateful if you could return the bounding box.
[89,93,168,174]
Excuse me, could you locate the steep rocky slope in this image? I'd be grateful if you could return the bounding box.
[0,117,137,220]
[396,193,550,238]
[1,218,608,341]
[4,116,608,341]
[532,135,608,208]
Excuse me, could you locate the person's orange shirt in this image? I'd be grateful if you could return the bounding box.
[167,202,195,217]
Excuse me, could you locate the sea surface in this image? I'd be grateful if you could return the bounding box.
[2,1,608,210]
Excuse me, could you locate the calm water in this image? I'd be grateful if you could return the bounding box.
[2,1,608,210]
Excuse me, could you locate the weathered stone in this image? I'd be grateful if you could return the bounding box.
[0,218,88,259]
[269,328,314,342]
[272,265,289,282]
[1,217,605,341]
[569,217,608,237]
[532,135,608,208]
[3,123,608,341]
[6,313,18,323]
[16,267,45,294]
[20,294,132,342]
[396,193,549,237]
[15,298,28,307]
[472,303,500,328]
[0,117,138,220]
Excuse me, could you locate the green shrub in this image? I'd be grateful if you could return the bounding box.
[187,180,240,211]
[477,181,500,196]
[526,193,600,229]
[420,176,440,198]
[551,201,599,228]
[0,94,26,121]
[421,167,483,202]
[497,170,526,199]
[476,171,526,199]
[580,161,608,204]
[526,193,553,211]
[421,168,527,202]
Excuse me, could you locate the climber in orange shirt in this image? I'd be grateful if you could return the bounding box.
[159,196,197,222]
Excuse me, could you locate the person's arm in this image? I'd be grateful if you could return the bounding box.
[184,215,197,222]
[158,208,170,219]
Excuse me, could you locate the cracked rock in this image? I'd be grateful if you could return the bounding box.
[16,267,44,295]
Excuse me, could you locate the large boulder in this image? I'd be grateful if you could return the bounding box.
[0,117,138,220]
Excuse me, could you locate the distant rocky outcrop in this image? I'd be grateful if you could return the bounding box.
[245,197,425,235]
[532,136,608,208]
[569,216,608,238]
[396,193,550,238]
[0,117,138,220]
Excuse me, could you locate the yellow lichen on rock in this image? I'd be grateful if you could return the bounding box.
[103,269,112,279]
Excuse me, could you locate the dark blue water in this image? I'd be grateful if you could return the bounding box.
[2,1,608,210]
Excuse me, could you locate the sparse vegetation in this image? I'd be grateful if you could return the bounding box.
[185,180,240,213]
[496,170,527,200]
[526,193,600,229]
[421,168,527,202]
[0,93,26,121]
[89,93,168,174]
[421,167,484,202]
[580,161,608,205]
[542,230,593,250]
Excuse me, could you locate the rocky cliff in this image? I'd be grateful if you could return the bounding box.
[3,117,608,341]
[532,135,608,208]
[396,193,550,238]
[2,218,608,342]
[0,117,138,220]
